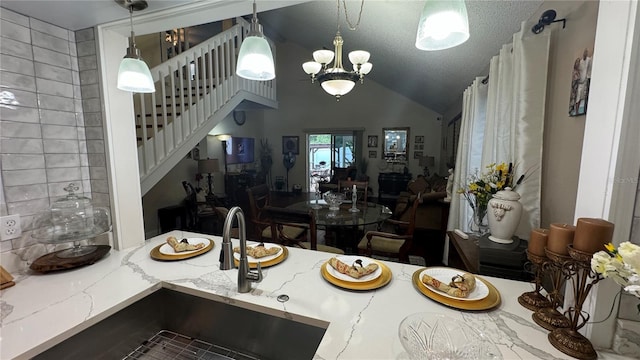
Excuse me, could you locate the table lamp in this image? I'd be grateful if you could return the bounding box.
[419,155,435,177]
[198,158,220,200]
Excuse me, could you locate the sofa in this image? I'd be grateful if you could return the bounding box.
[393,174,449,231]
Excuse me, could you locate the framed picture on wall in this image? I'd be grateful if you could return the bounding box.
[415,135,424,144]
[368,135,378,148]
[414,151,423,159]
[569,47,593,117]
[369,150,377,158]
[282,136,299,154]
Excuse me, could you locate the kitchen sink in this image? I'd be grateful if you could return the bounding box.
[34,285,328,360]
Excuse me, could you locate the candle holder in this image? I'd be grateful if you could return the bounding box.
[532,248,571,331]
[518,250,552,311]
[548,245,602,360]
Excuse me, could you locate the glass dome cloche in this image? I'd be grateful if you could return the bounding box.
[31,183,111,258]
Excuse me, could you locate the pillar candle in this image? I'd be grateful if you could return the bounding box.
[528,228,550,257]
[573,218,614,254]
[547,223,575,255]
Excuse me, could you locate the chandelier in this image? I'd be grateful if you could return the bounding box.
[302,0,372,100]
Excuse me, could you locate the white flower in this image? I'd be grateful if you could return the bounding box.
[591,251,610,274]
[618,241,640,274]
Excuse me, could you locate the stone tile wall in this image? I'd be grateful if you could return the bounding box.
[0,7,110,260]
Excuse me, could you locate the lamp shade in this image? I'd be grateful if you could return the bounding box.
[117,57,155,93]
[415,0,469,51]
[236,36,275,81]
[215,134,231,141]
[302,61,322,75]
[198,159,220,174]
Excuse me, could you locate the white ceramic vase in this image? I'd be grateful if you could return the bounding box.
[487,187,522,244]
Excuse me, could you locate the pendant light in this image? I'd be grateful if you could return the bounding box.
[236,0,276,81]
[415,0,469,51]
[116,0,155,93]
[302,0,372,100]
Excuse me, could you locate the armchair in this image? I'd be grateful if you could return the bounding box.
[357,193,421,263]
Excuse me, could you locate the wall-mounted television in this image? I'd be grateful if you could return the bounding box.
[226,137,255,164]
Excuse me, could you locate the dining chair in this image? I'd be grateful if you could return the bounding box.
[357,192,421,263]
[337,179,369,204]
[263,206,345,254]
[246,184,306,243]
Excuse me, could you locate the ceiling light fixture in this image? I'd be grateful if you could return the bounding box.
[415,0,469,51]
[115,0,155,93]
[236,0,276,81]
[302,0,372,100]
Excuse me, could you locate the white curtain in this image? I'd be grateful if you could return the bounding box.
[447,22,550,242]
[447,77,488,233]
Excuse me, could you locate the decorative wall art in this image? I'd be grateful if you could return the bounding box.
[414,151,423,159]
[569,48,593,117]
[368,135,378,148]
[415,135,424,144]
[282,136,299,155]
[369,150,377,158]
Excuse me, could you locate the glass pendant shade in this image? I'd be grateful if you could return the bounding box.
[302,61,322,75]
[313,50,335,65]
[320,79,356,97]
[415,0,470,51]
[236,36,275,81]
[117,57,155,93]
[348,50,370,65]
[359,62,373,74]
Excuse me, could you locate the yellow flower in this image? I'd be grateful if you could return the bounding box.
[605,243,616,253]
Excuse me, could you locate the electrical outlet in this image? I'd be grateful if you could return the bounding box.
[0,214,22,241]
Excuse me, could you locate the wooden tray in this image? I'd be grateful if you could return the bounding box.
[30,245,111,273]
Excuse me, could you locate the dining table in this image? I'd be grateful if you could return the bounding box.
[287,198,393,253]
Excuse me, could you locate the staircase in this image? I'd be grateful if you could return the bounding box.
[135,17,278,195]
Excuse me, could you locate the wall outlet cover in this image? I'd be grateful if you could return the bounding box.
[0,214,22,241]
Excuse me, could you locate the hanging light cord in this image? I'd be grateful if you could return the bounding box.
[341,0,365,31]
[127,5,136,48]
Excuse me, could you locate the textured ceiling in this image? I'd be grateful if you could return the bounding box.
[259,0,544,113]
[2,0,545,113]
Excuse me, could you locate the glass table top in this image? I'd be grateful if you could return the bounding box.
[288,200,392,227]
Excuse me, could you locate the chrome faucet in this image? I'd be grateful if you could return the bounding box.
[220,206,262,293]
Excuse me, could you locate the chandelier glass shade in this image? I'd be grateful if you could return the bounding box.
[302,0,371,100]
[236,0,275,81]
[415,0,469,51]
[116,0,155,93]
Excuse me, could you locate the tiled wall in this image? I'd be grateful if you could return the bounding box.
[0,8,110,259]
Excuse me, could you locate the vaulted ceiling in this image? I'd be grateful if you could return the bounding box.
[2,0,546,113]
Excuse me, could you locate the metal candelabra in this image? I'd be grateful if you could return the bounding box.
[547,245,602,360]
[518,250,552,311]
[532,248,571,331]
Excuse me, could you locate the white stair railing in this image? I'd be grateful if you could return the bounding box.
[136,17,277,194]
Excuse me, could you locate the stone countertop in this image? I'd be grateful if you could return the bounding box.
[0,230,632,359]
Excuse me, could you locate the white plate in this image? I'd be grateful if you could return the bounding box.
[420,268,489,301]
[326,255,383,283]
[233,242,283,263]
[159,237,210,256]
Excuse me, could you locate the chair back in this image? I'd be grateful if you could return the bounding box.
[263,206,317,250]
[404,192,422,236]
[338,179,369,203]
[246,184,271,239]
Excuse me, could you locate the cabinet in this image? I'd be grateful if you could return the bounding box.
[377,172,412,208]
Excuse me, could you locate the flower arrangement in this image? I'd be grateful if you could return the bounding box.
[591,242,640,311]
[458,162,525,213]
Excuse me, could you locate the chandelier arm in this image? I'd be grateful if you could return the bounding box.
[342,0,365,31]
